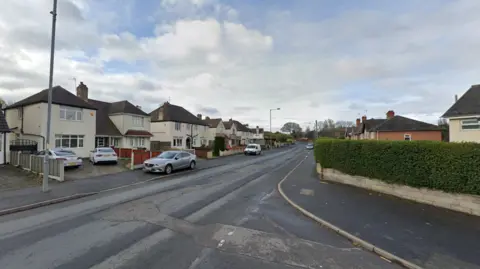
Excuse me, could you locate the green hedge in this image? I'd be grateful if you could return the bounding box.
[314,139,480,195]
[213,137,226,156]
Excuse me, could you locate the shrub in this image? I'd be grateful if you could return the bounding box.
[314,139,480,195]
[213,137,226,156]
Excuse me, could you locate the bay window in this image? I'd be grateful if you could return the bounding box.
[129,137,145,147]
[55,135,84,148]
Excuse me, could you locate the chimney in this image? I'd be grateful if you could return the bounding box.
[361,115,367,122]
[455,94,458,102]
[386,110,395,119]
[197,114,202,120]
[136,105,142,110]
[356,118,361,127]
[76,82,88,102]
[256,126,259,134]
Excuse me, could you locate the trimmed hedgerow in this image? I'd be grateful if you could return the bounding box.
[314,139,480,195]
[213,137,226,156]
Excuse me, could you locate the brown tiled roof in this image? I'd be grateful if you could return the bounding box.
[232,120,250,132]
[354,118,386,134]
[442,85,480,118]
[372,115,441,132]
[150,102,208,126]
[0,110,10,133]
[5,86,96,110]
[223,121,232,129]
[108,101,149,116]
[124,130,153,136]
[204,118,222,128]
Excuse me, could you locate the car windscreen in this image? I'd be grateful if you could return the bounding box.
[246,145,257,149]
[157,152,177,159]
[98,148,114,153]
[54,150,76,156]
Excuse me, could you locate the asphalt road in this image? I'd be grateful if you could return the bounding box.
[0,145,399,269]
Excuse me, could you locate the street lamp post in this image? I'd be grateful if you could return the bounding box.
[43,0,58,192]
[269,108,280,133]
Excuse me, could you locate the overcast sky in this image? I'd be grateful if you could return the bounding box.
[0,0,477,131]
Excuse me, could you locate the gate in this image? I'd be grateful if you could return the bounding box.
[10,139,38,153]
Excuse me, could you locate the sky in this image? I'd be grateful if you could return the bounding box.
[0,0,478,131]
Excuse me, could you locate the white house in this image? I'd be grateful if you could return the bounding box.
[149,102,209,150]
[75,82,152,150]
[249,126,265,145]
[3,86,97,158]
[203,117,227,145]
[0,109,10,164]
[223,119,253,146]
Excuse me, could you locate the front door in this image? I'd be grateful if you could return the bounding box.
[0,133,4,164]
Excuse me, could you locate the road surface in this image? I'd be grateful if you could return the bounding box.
[0,145,398,269]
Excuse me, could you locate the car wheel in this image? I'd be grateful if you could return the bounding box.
[165,164,173,175]
[189,161,196,170]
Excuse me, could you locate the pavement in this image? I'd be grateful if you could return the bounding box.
[0,145,398,269]
[280,152,480,269]
[0,147,293,213]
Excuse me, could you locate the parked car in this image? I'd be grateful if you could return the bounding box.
[89,147,118,165]
[306,143,314,150]
[143,150,196,174]
[244,143,262,155]
[36,148,83,168]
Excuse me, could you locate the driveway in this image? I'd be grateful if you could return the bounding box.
[64,159,130,181]
[0,165,40,191]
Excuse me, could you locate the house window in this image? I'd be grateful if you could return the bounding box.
[201,139,207,146]
[173,137,183,147]
[186,124,191,131]
[175,122,181,131]
[96,137,106,147]
[111,138,120,147]
[461,119,480,130]
[60,106,82,121]
[55,135,84,148]
[129,137,145,147]
[404,134,412,141]
[132,116,144,127]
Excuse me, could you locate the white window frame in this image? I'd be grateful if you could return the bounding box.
[173,137,183,147]
[110,138,120,147]
[97,137,106,147]
[175,122,181,131]
[60,106,83,121]
[461,119,480,130]
[132,116,144,127]
[55,134,84,148]
[129,137,145,147]
[404,134,412,141]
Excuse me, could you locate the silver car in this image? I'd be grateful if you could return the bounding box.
[305,143,314,150]
[143,150,197,174]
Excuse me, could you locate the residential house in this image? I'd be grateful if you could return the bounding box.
[203,117,227,146]
[249,126,265,145]
[352,110,442,141]
[223,119,247,146]
[442,85,480,142]
[3,86,97,158]
[75,82,152,150]
[229,119,252,145]
[0,109,10,164]
[149,102,209,150]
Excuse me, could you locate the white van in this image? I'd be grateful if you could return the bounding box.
[244,143,262,155]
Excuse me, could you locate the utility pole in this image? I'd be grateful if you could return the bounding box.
[43,0,58,192]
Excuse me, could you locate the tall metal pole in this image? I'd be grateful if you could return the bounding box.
[269,110,272,133]
[43,0,58,192]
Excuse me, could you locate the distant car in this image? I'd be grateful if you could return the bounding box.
[36,148,83,168]
[90,147,118,164]
[244,143,262,155]
[143,150,196,174]
[306,143,314,150]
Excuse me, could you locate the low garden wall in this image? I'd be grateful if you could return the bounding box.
[314,139,480,216]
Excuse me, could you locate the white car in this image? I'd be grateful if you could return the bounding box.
[244,144,262,155]
[36,148,83,168]
[90,147,118,165]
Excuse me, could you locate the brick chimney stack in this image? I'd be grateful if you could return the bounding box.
[361,115,367,122]
[356,118,361,127]
[386,110,395,119]
[76,82,88,102]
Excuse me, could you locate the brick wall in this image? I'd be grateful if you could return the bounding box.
[377,130,442,141]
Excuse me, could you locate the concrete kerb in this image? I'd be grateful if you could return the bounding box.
[276,157,424,269]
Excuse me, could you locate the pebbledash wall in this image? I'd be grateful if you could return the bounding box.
[316,163,480,217]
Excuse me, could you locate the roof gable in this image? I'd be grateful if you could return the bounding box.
[442,85,480,118]
[0,110,10,133]
[6,86,96,110]
[373,115,440,132]
[204,118,222,128]
[149,102,208,126]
